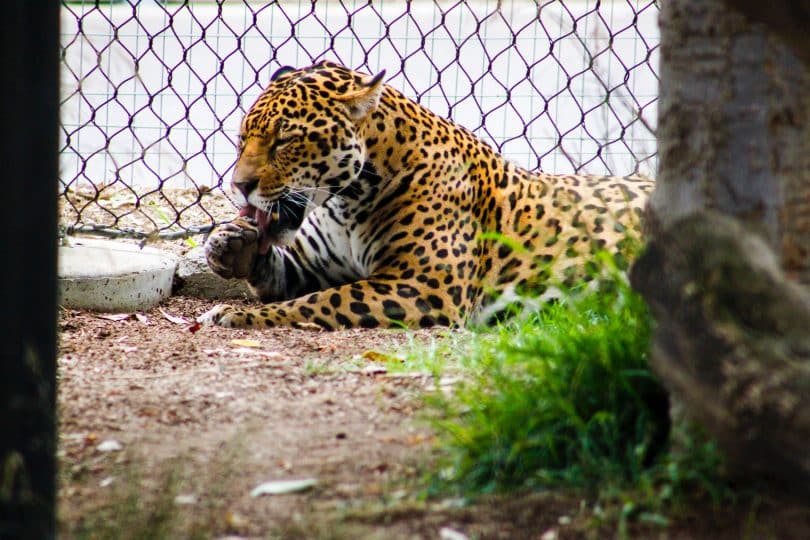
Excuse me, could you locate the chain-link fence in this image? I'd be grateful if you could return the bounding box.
[59,0,659,242]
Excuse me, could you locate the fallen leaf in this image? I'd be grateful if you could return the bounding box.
[96,313,132,322]
[230,339,262,348]
[159,308,190,325]
[362,364,388,376]
[108,194,137,209]
[99,476,115,488]
[96,439,123,452]
[173,494,197,506]
[363,482,383,496]
[257,350,282,358]
[249,478,317,497]
[405,433,433,446]
[541,529,559,540]
[361,350,403,363]
[440,528,469,540]
[225,510,249,530]
[187,321,202,333]
[433,497,467,510]
[138,406,159,417]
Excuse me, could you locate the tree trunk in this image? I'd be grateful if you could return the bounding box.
[632,0,810,498]
[0,2,60,538]
[631,212,810,498]
[650,0,810,284]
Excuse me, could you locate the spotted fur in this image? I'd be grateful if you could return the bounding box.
[199,61,652,329]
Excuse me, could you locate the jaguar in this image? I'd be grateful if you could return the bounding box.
[199,61,651,329]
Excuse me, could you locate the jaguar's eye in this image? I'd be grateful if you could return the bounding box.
[275,137,295,148]
[268,137,292,157]
[268,132,303,157]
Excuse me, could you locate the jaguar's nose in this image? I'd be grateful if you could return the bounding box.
[234,178,259,199]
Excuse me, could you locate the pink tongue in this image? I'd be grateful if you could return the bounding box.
[255,208,273,255]
[237,205,272,255]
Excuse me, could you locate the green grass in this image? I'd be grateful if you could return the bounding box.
[386,328,479,378]
[424,275,666,491]
[390,259,734,526]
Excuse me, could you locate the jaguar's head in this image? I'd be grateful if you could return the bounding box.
[230,61,386,253]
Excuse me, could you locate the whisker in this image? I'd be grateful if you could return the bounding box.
[288,186,345,206]
[289,186,333,198]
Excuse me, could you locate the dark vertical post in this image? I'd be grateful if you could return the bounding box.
[0,2,60,539]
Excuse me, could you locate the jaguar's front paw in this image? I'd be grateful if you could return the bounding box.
[204,218,259,279]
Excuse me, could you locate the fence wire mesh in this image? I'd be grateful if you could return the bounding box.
[59,0,659,242]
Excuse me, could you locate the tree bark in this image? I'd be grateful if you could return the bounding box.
[631,213,810,498]
[650,0,810,284]
[632,0,810,498]
[0,2,60,538]
[720,0,810,65]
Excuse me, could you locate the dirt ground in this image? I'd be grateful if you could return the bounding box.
[57,296,810,539]
[57,296,569,539]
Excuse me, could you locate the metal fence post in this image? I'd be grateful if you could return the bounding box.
[0,2,60,539]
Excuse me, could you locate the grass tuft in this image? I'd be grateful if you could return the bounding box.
[411,255,733,524]
[426,273,667,493]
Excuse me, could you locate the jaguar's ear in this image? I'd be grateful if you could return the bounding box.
[336,70,386,121]
[271,65,296,81]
